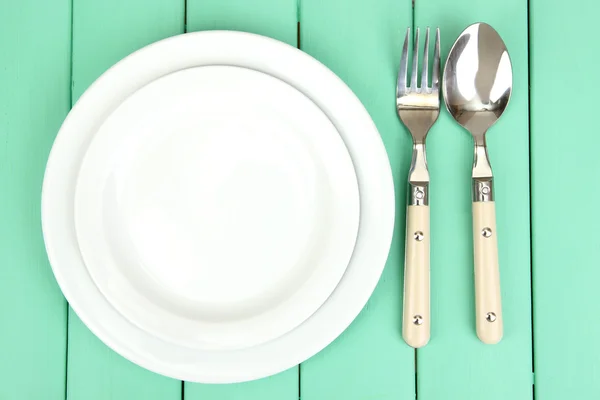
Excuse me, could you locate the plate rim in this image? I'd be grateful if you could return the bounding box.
[42,30,395,383]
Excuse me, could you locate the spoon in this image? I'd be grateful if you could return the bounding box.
[442,22,512,344]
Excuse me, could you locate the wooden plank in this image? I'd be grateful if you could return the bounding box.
[68,315,181,399]
[414,1,532,399]
[299,0,415,398]
[67,1,184,398]
[184,369,297,400]
[184,0,298,397]
[0,1,71,398]
[530,0,600,398]
[71,0,185,101]
[186,0,298,46]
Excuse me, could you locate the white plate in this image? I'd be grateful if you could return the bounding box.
[74,65,360,350]
[42,31,395,383]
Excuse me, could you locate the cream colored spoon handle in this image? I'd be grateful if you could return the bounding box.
[473,201,503,344]
[402,205,430,348]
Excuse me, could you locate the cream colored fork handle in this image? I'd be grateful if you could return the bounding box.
[473,201,503,344]
[402,205,430,348]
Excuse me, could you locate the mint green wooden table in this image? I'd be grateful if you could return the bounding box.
[0,0,596,399]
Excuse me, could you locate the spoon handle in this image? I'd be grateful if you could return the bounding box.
[473,201,503,344]
[402,204,430,348]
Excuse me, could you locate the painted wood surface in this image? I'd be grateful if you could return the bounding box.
[0,0,598,398]
[0,1,71,399]
[530,0,600,398]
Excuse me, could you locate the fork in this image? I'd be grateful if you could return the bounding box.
[396,27,440,348]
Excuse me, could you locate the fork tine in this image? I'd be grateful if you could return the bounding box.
[421,27,430,89]
[397,28,410,93]
[431,28,440,90]
[411,28,419,89]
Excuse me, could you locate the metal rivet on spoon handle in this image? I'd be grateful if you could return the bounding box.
[442,22,512,344]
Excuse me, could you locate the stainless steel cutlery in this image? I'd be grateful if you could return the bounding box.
[398,23,512,346]
[443,23,512,344]
[397,27,441,348]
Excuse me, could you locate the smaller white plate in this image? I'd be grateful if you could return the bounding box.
[74,66,360,350]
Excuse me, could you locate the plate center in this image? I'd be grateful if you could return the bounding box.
[107,98,323,318]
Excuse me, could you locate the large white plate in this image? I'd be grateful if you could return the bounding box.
[74,65,360,350]
[42,31,395,383]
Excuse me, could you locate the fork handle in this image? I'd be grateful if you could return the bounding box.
[402,204,430,348]
[473,201,503,344]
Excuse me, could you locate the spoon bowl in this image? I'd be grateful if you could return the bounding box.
[443,22,512,138]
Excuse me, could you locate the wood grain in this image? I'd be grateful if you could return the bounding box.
[299,0,415,398]
[0,1,71,398]
[67,1,184,398]
[414,1,532,399]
